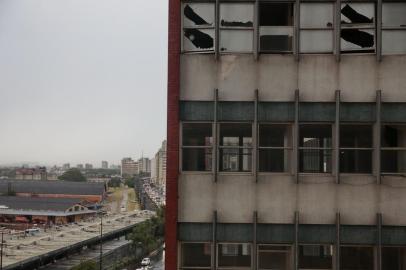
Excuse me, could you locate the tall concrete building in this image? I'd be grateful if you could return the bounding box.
[85,163,93,170]
[101,161,108,169]
[121,158,138,177]
[151,140,167,188]
[137,157,151,174]
[167,2,406,270]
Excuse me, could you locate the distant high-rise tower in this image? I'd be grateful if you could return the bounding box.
[101,161,108,169]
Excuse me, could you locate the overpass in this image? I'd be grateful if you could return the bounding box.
[2,211,153,270]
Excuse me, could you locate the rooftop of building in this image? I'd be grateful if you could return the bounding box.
[0,179,106,196]
[0,196,83,212]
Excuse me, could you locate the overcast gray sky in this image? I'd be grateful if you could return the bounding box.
[0,0,168,166]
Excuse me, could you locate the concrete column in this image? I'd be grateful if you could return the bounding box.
[295,90,300,183]
[294,211,299,270]
[212,211,217,270]
[335,90,341,184]
[254,90,259,183]
[253,211,258,270]
[336,212,341,270]
[294,0,301,61]
[215,0,220,60]
[254,0,259,61]
[376,0,383,62]
[376,91,382,184]
[335,0,341,61]
[377,213,382,270]
[214,89,219,183]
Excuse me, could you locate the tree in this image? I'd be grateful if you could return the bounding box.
[108,177,121,188]
[71,260,97,270]
[58,168,87,182]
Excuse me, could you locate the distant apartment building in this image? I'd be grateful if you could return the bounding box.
[62,163,70,170]
[85,163,93,170]
[137,157,151,174]
[76,164,84,169]
[15,167,47,180]
[121,158,138,177]
[101,161,108,169]
[151,140,167,188]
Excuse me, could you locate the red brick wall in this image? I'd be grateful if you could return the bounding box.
[166,0,181,268]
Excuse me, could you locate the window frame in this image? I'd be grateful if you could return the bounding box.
[181,121,215,173]
[180,241,213,270]
[380,123,406,175]
[182,2,216,54]
[257,244,292,270]
[381,2,406,55]
[218,122,254,174]
[257,123,294,174]
[339,123,374,175]
[299,123,334,174]
[217,242,253,270]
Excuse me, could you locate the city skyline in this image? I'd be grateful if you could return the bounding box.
[0,0,168,165]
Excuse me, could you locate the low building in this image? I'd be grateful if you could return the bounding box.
[15,167,47,180]
[101,161,108,169]
[77,164,84,169]
[0,196,95,225]
[0,179,106,203]
[85,163,93,170]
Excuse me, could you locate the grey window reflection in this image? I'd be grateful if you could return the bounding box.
[382,3,406,55]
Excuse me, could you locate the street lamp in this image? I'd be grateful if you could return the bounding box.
[1,230,4,270]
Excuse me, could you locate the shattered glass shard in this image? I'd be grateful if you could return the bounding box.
[184,5,210,26]
[221,20,253,27]
[184,29,214,49]
[341,4,373,24]
[341,29,374,48]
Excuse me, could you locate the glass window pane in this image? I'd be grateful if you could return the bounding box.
[220,30,253,52]
[340,150,372,174]
[220,124,252,147]
[340,246,374,270]
[300,149,332,173]
[183,3,215,28]
[259,252,290,269]
[300,30,333,53]
[382,31,406,55]
[260,3,294,26]
[300,3,334,28]
[340,125,373,148]
[382,125,406,148]
[341,4,375,25]
[382,247,406,270]
[382,3,406,27]
[183,148,212,171]
[259,124,292,147]
[181,243,212,267]
[184,28,214,52]
[218,243,251,268]
[183,123,212,146]
[382,150,406,174]
[259,149,291,172]
[299,125,332,148]
[260,27,293,52]
[341,29,375,52]
[299,245,333,269]
[220,3,254,28]
[220,148,252,172]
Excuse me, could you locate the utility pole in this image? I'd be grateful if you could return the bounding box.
[99,214,103,270]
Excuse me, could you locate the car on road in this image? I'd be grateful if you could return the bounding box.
[141,257,151,266]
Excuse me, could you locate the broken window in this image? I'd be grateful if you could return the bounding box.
[382,247,406,270]
[258,245,291,270]
[299,245,333,269]
[382,3,406,55]
[340,3,375,53]
[219,123,252,172]
[258,124,292,172]
[381,125,406,174]
[340,125,373,174]
[181,242,212,269]
[259,3,294,53]
[340,246,374,270]
[218,243,251,268]
[299,124,332,173]
[220,3,254,52]
[183,3,215,52]
[182,123,213,171]
[300,3,334,53]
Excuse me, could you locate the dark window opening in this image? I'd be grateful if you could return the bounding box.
[258,245,291,270]
[182,123,213,171]
[181,243,212,268]
[340,125,373,173]
[382,247,406,270]
[299,125,332,173]
[219,124,252,172]
[259,3,294,52]
[299,245,333,269]
[340,246,374,270]
[381,125,406,173]
[259,124,292,172]
[218,243,251,268]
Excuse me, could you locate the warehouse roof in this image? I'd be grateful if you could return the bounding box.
[0,196,83,212]
[0,179,106,196]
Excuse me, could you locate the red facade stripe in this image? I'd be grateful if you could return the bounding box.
[166,0,180,269]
